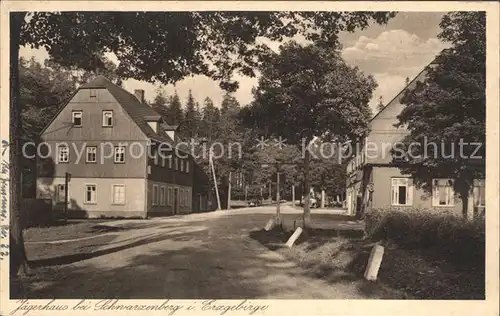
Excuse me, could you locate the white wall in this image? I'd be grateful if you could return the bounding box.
[37,177,147,217]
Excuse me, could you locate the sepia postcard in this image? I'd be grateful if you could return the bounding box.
[0,1,498,316]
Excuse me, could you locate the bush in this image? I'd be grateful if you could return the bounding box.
[22,199,55,228]
[365,208,485,266]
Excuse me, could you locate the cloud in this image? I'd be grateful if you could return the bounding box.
[342,29,449,78]
[342,29,450,112]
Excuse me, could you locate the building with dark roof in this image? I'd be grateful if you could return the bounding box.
[37,76,214,218]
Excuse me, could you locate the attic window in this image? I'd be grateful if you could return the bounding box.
[72,111,82,127]
[90,89,97,98]
[102,111,113,127]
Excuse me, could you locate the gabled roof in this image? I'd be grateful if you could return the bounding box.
[80,75,173,145]
[369,49,448,123]
[370,67,429,124]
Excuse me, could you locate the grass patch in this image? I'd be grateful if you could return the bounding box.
[250,225,406,298]
[23,220,125,242]
[250,213,485,299]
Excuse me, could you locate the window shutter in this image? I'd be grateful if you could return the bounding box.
[391,181,397,205]
[407,178,413,205]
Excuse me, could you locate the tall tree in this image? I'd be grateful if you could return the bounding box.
[396,12,486,218]
[165,91,184,126]
[19,57,77,142]
[150,86,169,119]
[11,10,395,281]
[200,97,220,141]
[243,42,377,226]
[377,96,385,112]
[180,90,201,139]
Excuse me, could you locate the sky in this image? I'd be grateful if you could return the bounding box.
[20,12,449,113]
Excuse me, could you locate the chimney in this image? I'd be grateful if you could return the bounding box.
[134,89,145,104]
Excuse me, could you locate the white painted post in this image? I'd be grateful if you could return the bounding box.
[264,219,274,231]
[364,244,385,281]
[285,227,303,248]
[321,190,325,208]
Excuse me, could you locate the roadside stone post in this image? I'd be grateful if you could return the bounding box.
[264,218,274,231]
[285,227,303,248]
[364,243,385,281]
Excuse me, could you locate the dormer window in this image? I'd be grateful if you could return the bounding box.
[72,111,82,127]
[90,89,97,98]
[147,121,158,133]
[103,111,113,127]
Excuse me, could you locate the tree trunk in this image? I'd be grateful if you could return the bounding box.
[268,180,272,202]
[459,186,471,220]
[10,12,28,288]
[457,180,472,220]
[303,148,311,228]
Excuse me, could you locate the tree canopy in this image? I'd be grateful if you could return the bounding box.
[21,12,395,91]
[241,41,377,222]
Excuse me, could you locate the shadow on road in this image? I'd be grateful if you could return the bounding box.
[19,212,399,299]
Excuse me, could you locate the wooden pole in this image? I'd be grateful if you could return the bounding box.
[269,180,272,202]
[209,151,221,210]
[292,184,295,207]
[244,184,248,202]
[64,172,70,222]
[227,171,232,210]
[260,186,263,205]
[321,189,325,208]
[276,168,281,225]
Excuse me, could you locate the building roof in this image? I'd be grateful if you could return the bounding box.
[80,75,175,146]
[370,49,448,123]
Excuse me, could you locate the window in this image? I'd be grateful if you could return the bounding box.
[432,179,454,207]
[391,178,413,206]
[84,184,97,204]
[90,89,97,98]
[180,159,184,172]
[58,145,69,163]
[167,188,172,206]
[112,185,125,205]
[102,111,113,127]
[72,111,82,127]
[56,184,66,203]
[114,146,125,163]
[473,179,485,207]
[160,186,166,206]
[86,146,97,163]
[185,160,189,173]
[152,184,159,205]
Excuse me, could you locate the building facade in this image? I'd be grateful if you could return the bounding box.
[345,60,485,220]
[36,76,213,218]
